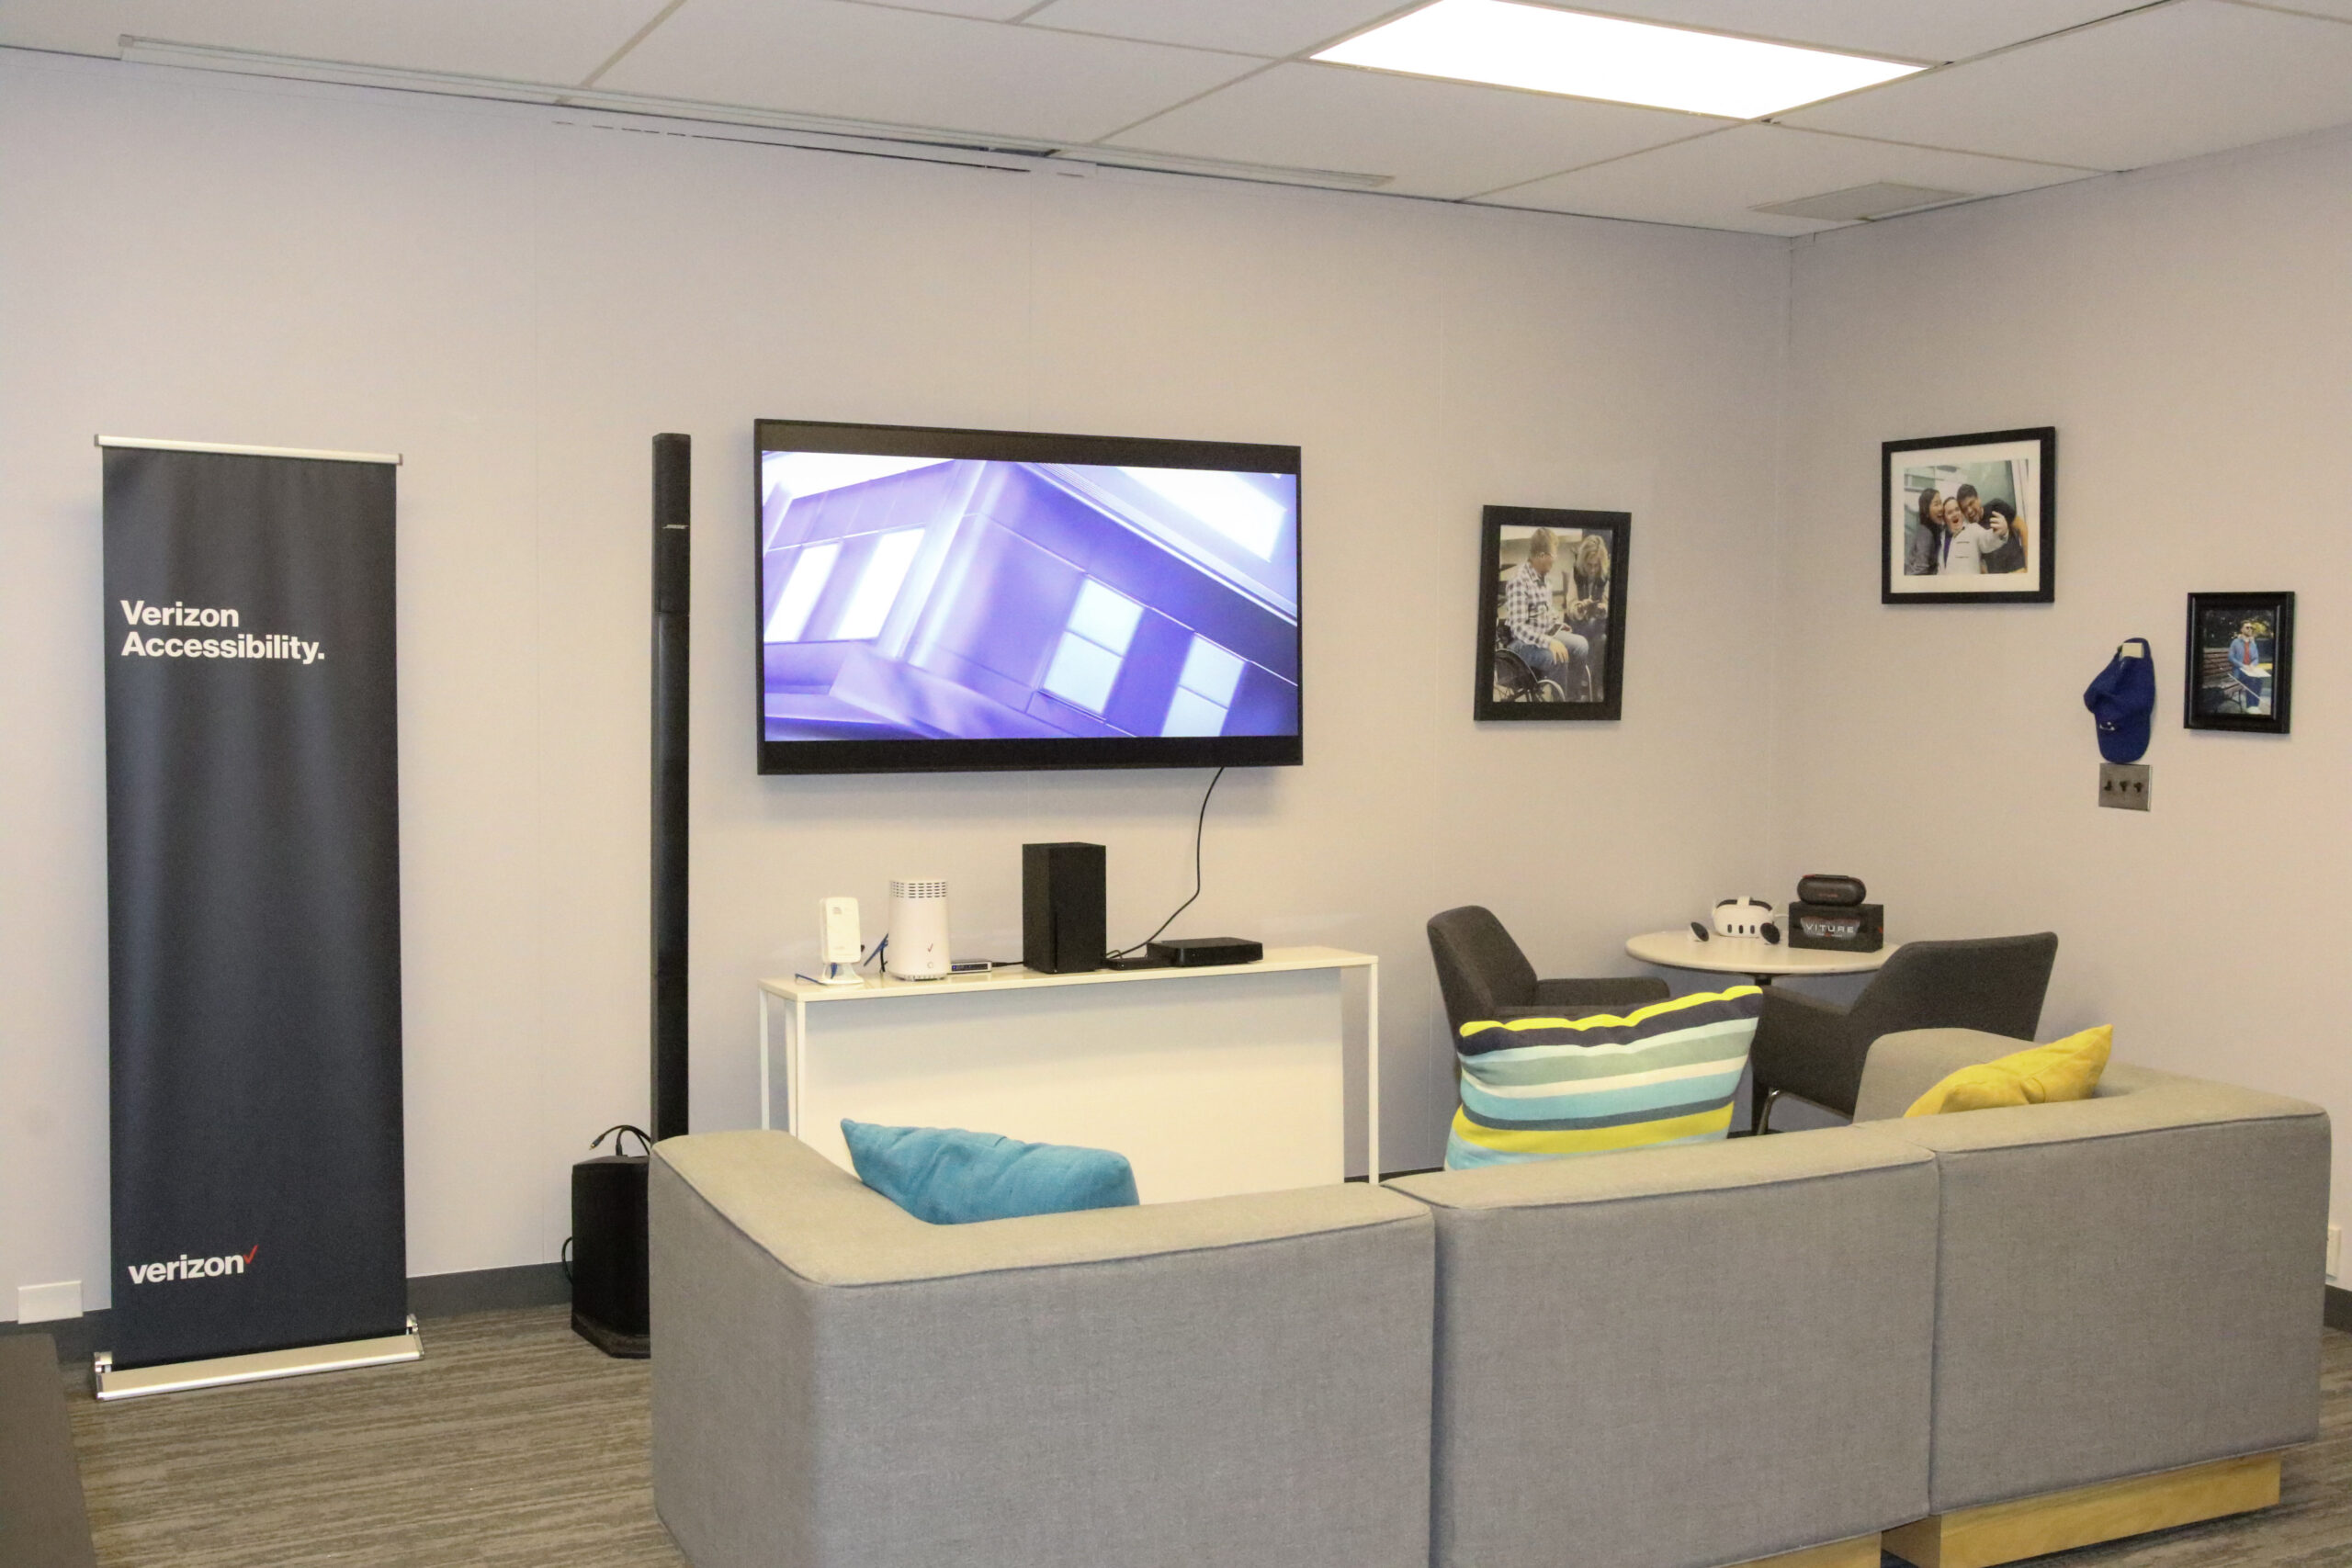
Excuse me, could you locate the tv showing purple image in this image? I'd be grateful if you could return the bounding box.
[755,420,1301,775]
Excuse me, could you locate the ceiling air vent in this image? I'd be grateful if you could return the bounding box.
[1752,182,1973,221]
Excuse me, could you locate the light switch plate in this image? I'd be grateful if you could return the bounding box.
[17,1280,82,1323]
[2098,762,2151,810]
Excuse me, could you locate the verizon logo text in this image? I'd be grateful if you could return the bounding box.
[127,1246,258,1284]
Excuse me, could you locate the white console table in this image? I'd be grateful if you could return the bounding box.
[757,947,1378,1202]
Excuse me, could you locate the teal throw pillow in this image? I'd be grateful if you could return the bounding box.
[842,1120,1139,1224]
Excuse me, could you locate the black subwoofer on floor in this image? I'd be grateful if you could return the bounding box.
[571,434,689,1361]
[570,1124,651,1358]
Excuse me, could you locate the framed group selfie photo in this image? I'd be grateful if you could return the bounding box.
[2185,591,2292,735]
[1882,426,2056,604]
[1476,505,1629,722]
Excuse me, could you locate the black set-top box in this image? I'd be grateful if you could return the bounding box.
[1146,936,1263,967]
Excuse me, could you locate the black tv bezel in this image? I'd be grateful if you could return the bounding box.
[753,418,1304,776]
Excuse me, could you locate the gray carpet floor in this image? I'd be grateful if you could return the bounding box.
[67,1308,683,1567]
[60,1311,2352,1567]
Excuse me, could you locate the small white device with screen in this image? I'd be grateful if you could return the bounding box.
[887,878,952,980]
[817,897,864,986]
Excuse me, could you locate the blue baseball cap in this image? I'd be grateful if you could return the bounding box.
[2083,639,2155,763]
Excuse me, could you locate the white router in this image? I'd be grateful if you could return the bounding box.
[817,897,865,986]
[887,878,951,980]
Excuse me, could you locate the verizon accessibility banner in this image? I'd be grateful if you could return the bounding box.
[102,442,407,1371]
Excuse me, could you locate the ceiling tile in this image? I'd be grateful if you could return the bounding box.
[0,0,673,84]
[1553,1,2142,63]
[597,0,1262,143]
[1781,0,2352,171]
[1106,62,1730,197]
[2234,0,2352,17]
[1021,0,1403,58]
[1476,123,2100,233]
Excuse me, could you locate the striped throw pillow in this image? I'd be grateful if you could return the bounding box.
[1445,987,1765,1170]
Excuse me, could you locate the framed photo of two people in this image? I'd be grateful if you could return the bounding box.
[1476,505,1629,721]
[1883,427,2055,604]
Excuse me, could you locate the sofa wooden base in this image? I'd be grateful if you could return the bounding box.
[1733,1533,1881,1568]
[1883,1451,2281,1568]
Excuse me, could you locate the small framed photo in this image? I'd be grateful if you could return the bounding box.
[1476,506,1629,722]
[2185,592,2293,734]
[1883,427,2055,604]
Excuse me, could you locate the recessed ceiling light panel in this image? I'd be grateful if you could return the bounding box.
[1313,0,1925,120]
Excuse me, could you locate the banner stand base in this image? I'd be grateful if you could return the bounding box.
[93,1314,422,1401]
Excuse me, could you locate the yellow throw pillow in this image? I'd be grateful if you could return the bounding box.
[1905,1025,2112,1117]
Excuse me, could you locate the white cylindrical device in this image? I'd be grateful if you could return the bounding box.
[887,878,951,980]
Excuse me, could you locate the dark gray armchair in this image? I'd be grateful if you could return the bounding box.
[1427,906,1670,1041]
[1749,932,2059,1132]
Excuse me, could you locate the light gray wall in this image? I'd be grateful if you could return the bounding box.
[0,50,1788,1310]
[1777,126,2352,1245]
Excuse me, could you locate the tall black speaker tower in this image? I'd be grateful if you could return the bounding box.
[651,434,691,1142]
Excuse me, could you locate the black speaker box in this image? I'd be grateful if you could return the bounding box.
[1023,842,1105,974]
[571,1145,650,1359]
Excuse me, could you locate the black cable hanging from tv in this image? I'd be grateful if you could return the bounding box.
[1109,766,1225,960]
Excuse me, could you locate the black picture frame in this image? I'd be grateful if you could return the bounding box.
[2184,592,2293,735]
[1882,426,2056,604]
[1475,506,1629,722]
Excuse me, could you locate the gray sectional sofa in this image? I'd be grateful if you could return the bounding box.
[648,1029,2330,1568]
[1386,1125,1938,1568]
[649,1130,1436,1568]
[1854,1031,2328,1568]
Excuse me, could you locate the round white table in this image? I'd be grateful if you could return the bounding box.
[1627,929,1899,1137]
[1623,929,1896,986]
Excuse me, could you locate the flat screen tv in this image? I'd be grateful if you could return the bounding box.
[755,419,1302,775]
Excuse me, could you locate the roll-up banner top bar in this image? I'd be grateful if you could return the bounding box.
[97,434,402,465]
